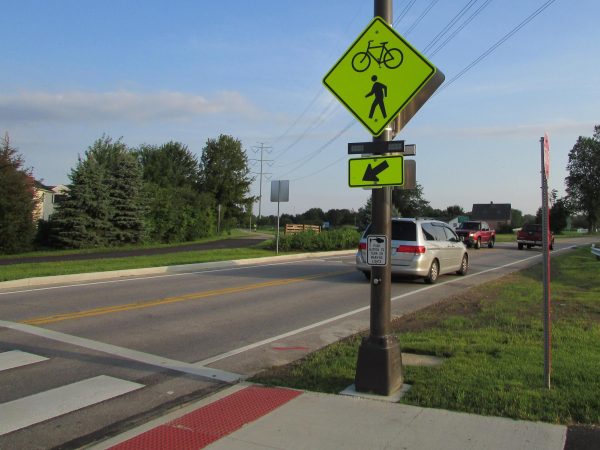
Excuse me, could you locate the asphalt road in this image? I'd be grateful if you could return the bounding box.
[0,238,594,449]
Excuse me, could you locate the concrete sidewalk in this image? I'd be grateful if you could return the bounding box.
[90,383,567,450]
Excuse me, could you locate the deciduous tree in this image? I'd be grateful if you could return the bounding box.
[199,135,254,230]
[0,133,37,253]
[392,183,430,217]
[566,125,600,231]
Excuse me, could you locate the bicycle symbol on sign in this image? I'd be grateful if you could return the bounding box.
[351,40,403,72]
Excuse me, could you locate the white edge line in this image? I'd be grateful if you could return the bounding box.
[0,253,354,296]
[195,246,576,366]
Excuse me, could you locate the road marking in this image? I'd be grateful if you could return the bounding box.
[0,350,48,372]
[1,246,575,380]
[0,321,242,383]
[0,254,354,295]
[0,375,143,435]
[21,269,353,326]
[195,248,575,366]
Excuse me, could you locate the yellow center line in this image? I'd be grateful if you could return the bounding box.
[21,269,354,326]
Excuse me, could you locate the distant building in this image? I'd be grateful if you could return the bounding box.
[33,181,68,221]
[470,202,511,230]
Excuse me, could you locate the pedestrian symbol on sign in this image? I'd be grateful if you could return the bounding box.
[366,75,388,120]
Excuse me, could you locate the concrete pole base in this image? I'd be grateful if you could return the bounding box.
[354,335,403,396]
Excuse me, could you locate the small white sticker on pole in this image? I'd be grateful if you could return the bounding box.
[367,235,387,266]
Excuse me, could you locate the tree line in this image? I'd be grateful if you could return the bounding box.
[1,133,254,253]
[1,125,599,254]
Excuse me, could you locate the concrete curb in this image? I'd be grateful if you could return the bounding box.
[0,250,356,290]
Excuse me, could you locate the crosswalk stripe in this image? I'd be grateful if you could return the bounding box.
[0,375,144,435]
[0,350,48,372]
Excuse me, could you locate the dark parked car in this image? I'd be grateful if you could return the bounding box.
[517,224,554,250]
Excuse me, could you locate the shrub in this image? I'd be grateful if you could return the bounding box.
[270,228,360,252]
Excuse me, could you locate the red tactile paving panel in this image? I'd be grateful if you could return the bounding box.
[109,386,302,450]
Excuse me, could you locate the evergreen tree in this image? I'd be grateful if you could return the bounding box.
[52,136,145,248]
[52,154,111,248]
[107,149,146,244]
[0,133,37,253]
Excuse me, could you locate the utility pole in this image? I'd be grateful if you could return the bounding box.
[250,143,272,221]
[354,0,403,397]
[540,134,551,389]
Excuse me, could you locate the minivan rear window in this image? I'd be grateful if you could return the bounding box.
[392,221,417,240]
[363,221,417,241]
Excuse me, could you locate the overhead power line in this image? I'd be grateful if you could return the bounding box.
[422,0,479,54]
[273,0,559,183]
[393,0,417,27]
[403,0,440,36]
[437,0,559,93]
[428,0,494,58]
[278,120,356,179]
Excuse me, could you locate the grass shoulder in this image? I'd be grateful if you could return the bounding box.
[252,246,600,425]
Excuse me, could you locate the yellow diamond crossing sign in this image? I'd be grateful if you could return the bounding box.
[323,17,444,137]
[348,155,403,188]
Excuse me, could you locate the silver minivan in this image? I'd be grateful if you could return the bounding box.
[356,218,469,283]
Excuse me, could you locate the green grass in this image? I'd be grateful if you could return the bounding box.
[0,230,281,282]
[0,228,258,261]
[0,227,359,283]
[0,247,281,282]
[252,246,600,425]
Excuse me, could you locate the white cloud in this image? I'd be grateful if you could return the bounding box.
[0,90,263,123]
[412,121,596,139]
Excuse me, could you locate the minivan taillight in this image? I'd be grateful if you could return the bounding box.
[358,242,367,250]
[397,245,426,254]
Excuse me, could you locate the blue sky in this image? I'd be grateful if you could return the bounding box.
[2,0,598,217]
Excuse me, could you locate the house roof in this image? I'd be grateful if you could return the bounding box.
[33,180,55,191]
[471,203,511,221]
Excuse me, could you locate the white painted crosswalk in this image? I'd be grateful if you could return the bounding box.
[0,350,144,436]
[0,350,48,371]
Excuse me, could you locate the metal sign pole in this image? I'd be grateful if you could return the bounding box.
[540,135,551,389]
[276,183,281,255]
[354,0,403,396]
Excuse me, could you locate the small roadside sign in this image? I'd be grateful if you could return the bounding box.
[348,155,403,187]
[323,17,443,136]
[367,235,387,266]
[543,133,550,179]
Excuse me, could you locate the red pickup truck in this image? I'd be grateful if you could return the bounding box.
[455,221,496,249]
[517,224,554,250]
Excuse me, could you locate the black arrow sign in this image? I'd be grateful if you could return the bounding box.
[362,160,389,182]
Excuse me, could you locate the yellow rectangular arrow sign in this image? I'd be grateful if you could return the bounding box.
[348,155,403,187]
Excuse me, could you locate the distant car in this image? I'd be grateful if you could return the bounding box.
[356,218,469,284]
[455,221,496,249]
[517,224,554,250]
